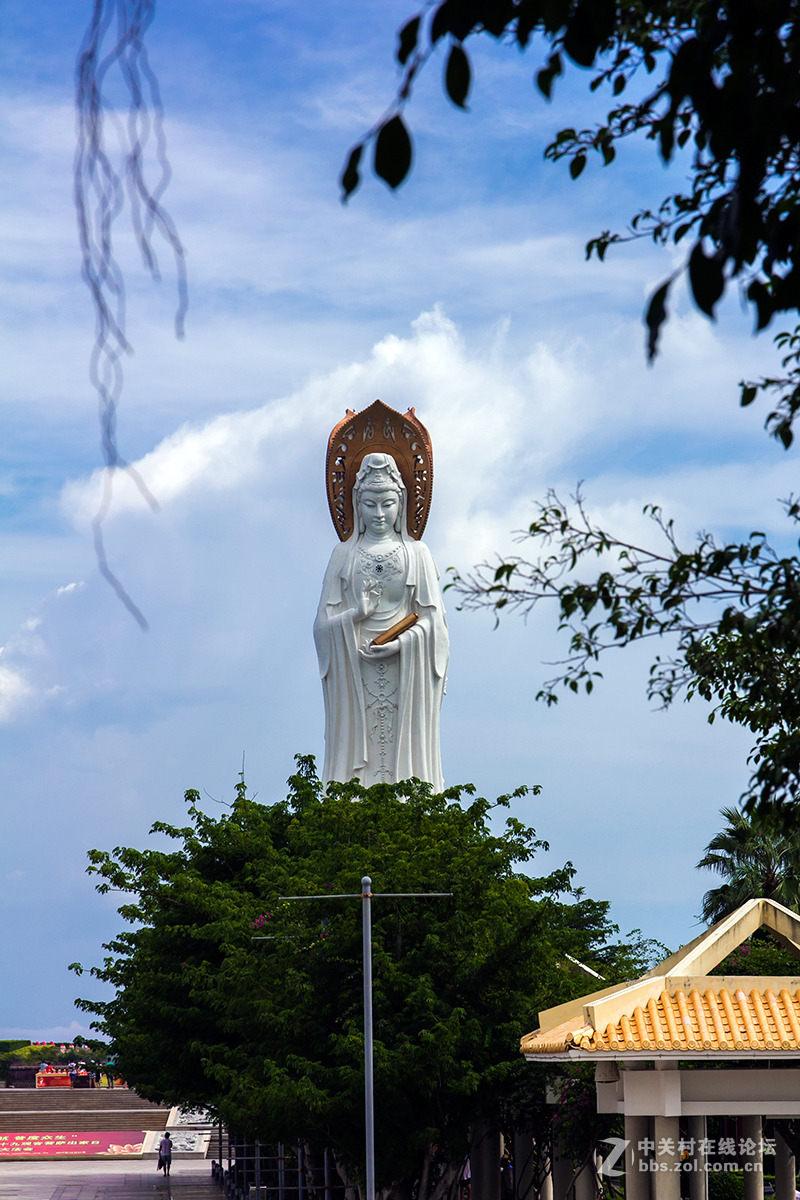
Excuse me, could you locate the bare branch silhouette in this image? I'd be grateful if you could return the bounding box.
[74,0,188,626]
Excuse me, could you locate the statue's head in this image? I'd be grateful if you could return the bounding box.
[353,452,407,535]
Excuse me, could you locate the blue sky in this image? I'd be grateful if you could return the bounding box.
[1,0,797,1040]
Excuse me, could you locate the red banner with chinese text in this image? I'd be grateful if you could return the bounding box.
[0,1131,145,1158]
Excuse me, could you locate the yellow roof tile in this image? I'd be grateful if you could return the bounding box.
[522,901,800,1059]
[521,983,800,1056]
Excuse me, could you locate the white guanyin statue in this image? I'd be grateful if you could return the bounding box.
[314,447,448,790]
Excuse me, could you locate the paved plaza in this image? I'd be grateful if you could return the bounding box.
[0,1160,222,1200]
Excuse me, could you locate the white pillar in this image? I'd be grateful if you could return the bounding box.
[742,1116,763,1200]
[538,1170,554,1200]
[624,1115,651,1200]
[574,1162,594,1200]
[688,1116,708,1200]
[551,1134,573,1200]
[775,1129,795,1200]
[653,1117,680,1200]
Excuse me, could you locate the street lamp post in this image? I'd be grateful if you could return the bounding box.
[277,875,451,1200]
[361,877,376,1200]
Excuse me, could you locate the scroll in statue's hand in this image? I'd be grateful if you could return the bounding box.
[371,613,419,645]
[360,612,420,660]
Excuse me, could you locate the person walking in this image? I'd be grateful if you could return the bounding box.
[158,1132,173,1176]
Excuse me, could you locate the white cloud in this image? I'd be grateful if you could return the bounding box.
[0,662,33,720]
[58,302,790,571]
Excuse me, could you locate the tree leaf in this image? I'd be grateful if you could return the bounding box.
[536,65,554,98]
[563,0,616,68]
[666,36,699,107]
[482,0,515,38]
[563,22,597,68]
[339,143,363,202]
[535,51,562,99]
[397,16,421,66]
[645,279,670,361]
[740,384,758,407]
[569,153,587,179]
[688,241,725,318]
[747,280,774,332]
[445,43,471,109]
[658,115,675,162]
[430,0,454,43]
[373,116,413,190]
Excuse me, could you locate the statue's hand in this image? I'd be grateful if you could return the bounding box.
[360,639,401,661]
[356,580,381,621]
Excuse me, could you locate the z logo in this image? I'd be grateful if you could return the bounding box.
[598,1138,629,1178]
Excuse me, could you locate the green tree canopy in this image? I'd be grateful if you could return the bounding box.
[75,759,659,1198]
[697,804,800,924]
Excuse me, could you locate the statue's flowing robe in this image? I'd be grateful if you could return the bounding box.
[314,537,448,791]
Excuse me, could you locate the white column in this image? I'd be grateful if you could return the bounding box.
[574,1162,594,1200]
[742,1116,763,1200]
[653,1117,680,1200]
[621,1060,652,1200]
[551,1134,573,1200]
[624,1115,651,1200]
[538,1170,554,1200]
[774,1128,795,1200]
[688,1115,708,1200]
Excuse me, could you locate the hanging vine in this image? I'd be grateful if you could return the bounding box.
[74,0,187,628]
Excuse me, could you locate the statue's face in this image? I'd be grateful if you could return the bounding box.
[359,487,400,536]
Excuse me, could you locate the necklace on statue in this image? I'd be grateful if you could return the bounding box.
[358,543,402,583]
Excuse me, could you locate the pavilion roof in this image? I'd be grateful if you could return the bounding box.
[521,898,800,1059]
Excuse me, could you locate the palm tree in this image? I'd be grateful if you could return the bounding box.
[697,806,800,924]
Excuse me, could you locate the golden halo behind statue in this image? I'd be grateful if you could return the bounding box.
[325,400,434,541]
